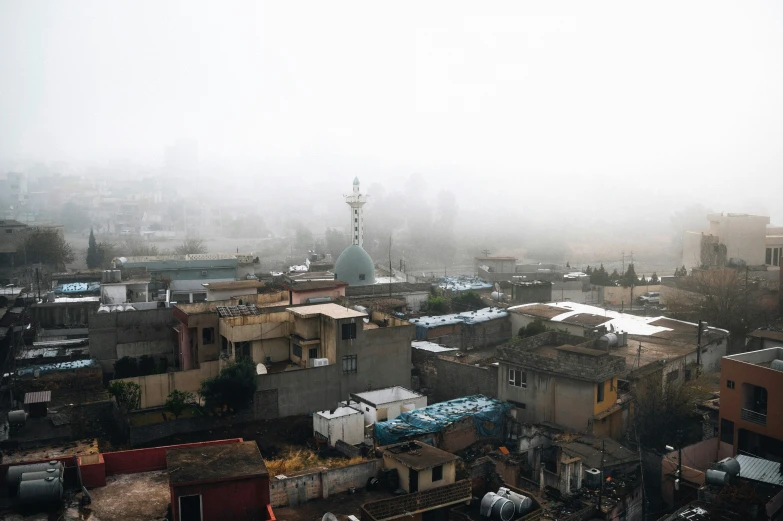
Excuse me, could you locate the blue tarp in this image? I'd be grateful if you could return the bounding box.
[374,395,512,446]
[55,282,101,295]
[410,307,509,340]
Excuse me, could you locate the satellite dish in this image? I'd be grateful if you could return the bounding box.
[322,514,339,521]
[256,363,268,375]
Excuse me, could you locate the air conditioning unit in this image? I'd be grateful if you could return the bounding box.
[310,358,329,368]
[200,270,208,276]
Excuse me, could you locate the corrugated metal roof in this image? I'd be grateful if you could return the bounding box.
[736,454,783,486]
[24,390,52,404]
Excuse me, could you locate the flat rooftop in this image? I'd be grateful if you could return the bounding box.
[556,437,637,469]
[166,440,268,485]
[288,303,367,319]
[725,347,783,369]
[382,440,459,471]
[202,279,265,291]
[285,280,348,292]
[748,328,783,342]
[352,386,422,406]
[2,438,99,465]
[86,469,171,521]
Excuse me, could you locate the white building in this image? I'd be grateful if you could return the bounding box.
[313,406,365,446]
[350,386,427,425]
[682,213,783,269]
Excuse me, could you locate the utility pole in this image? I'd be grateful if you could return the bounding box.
[597,439,606,511]
[481,249,491,257]
[621,251,625,275]
[696,319,703,368]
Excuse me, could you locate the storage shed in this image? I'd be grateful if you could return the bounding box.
[313,406,365,446]
[351,386,427,424]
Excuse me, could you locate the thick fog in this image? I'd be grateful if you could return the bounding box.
[2,1,783,273]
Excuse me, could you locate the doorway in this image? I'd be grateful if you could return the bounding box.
[179,494,202,521]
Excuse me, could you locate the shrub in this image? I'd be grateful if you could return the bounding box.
[199,358,257,413]
[518,319,548,338]
[165,390,194,419]
[426,296,449,314]
[138,355,156,376]
[114,356,139,378]
[108,381,141,411]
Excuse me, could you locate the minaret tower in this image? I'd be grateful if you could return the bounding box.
[345,177,367,247]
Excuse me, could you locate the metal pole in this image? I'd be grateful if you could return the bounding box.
[597,439,606,510]
[696,319,702,368]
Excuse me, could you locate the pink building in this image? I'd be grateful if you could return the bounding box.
[284,280,348,305]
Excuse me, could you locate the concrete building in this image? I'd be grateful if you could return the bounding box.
[283,280,348,305]
[719,347,783,461]
[350,386,427,424]
[510,280,553,304]
[202,279,265,301]
[682,213,782,270]
[497,333,627,439]
[117,253,253,303]
[475,256,518,282]
[507,302,729,389]
[409,307,511,350]
[345,282,431,313]
[380,440,459,493]
[252,303,415,418]
[745,328,783,352]
[313,406,365,446]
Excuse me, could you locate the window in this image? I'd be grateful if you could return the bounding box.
[359,274,366,280]
[4,229,12,234]
[767,248,773,265]
[597,382,605,403]
[308,347,318,359]
[342,355,357,374]
[202,327,215,345]
[342,323,357,340]
[726,380,735,389]
[293,344,302,358]
[509,369,526,388]
[720,418,734,444]
[432,465,443,482]
[666,369,679,383]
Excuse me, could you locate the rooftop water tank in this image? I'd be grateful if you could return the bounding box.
[18,476,63,504]
[770,359,783,372]
[6,461,63,488]
[497,487,533,516]
[714,457,740,477]
[584,468,602,489]
[480,492,515,521]
[490,292,507,302]
[8,410,26,428]
[705,469,730,486]
[21,468,63,482]
[598,333,618,350]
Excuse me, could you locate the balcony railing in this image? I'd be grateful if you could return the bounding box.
[741,408,767,426]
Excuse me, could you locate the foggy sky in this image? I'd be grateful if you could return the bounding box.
[2,1,783,222]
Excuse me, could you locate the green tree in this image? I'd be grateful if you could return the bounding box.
[518,319,548,338]
[619,263,638,287]
[589,264,611,286]
[425,295,449,314]
[138,355,157,376]
[452,291,484,311]
[650,272,659,284]
[86,229,100,268]
[165,390,194,419]
[21,228,75,269]
[199,359,257,413]
[96,241,116,269]
[108,381,142,411]
[609,268,621,282]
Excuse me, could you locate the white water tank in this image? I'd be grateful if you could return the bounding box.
[21,468,62,481]
[19,476,63,504]
[480,492,515,521]
[598,333,618,349]
[497,487,533,516]
[770,359,783,372]
[705,469,729,486]
[713,457,740,477]
[8,410,26,428]
[584,468,602,489]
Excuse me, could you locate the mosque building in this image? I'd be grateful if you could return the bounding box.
[334,178,376,286]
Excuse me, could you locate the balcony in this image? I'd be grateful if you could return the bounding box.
[741,408,767,426]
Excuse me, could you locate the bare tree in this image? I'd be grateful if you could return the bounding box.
[120,236,160,257]
[172,236,207,255]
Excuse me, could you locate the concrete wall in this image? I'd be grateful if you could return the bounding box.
[313,411,365,446]
[601,284,661,307]
[510,313,587,338]
[429,359,498,403]
[356,395,428,424]
[382,455,456,493]
[111,360,220,408]
[660,438,733,508]
[89,307,177,373]
[291,287,346,305]
[31,300,100,328]
[269,459,381,507]
[128,408,255,446]
[101,284,127,305]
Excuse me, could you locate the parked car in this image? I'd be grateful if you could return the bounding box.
[637,291,660,305]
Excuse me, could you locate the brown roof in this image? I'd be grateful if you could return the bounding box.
[166,441,268,485]
[748,329,783,342]
[556,344,608,357]
[561,313,610,327]
[382,441,459,471]
[202,280,265,291]
[0,219,27,227]
[24,391,52,404]
[510,304,570,320]
[285,280,348,292]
